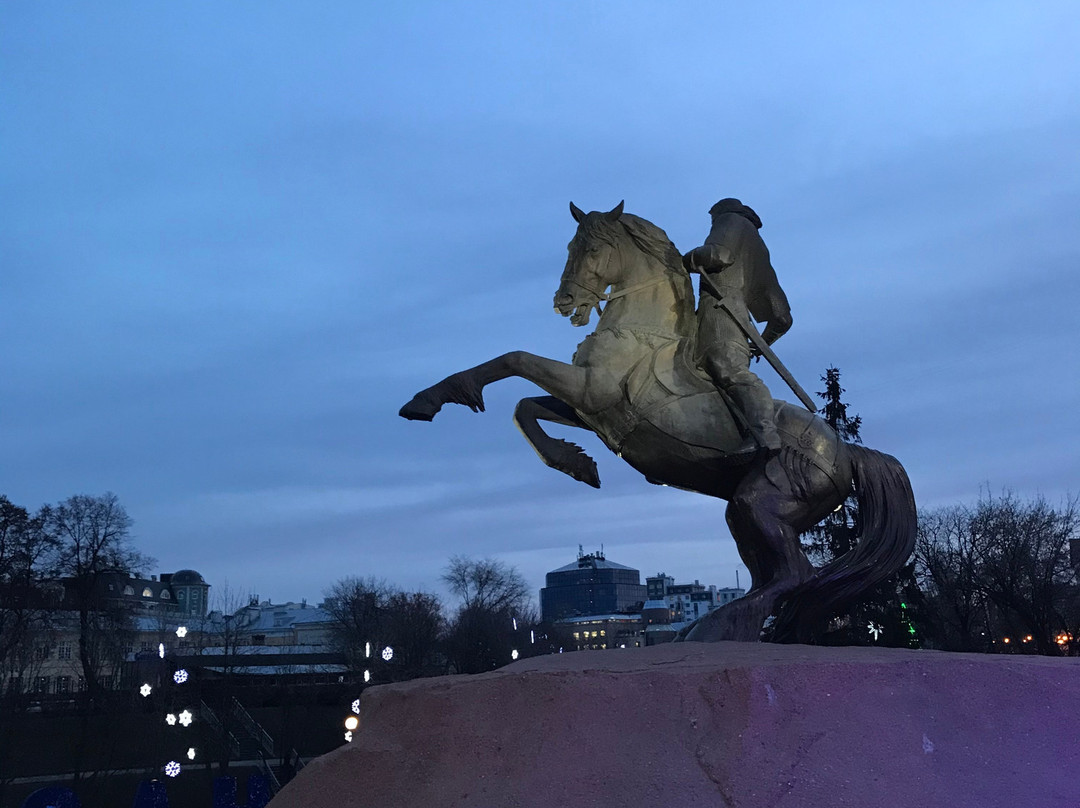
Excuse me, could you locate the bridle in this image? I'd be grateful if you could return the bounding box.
[563,238,679,315]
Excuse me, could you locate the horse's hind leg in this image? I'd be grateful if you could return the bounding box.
[682,462,814,642]
[513,396,600,488]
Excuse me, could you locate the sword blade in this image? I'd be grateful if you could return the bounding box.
[697,270,817,412]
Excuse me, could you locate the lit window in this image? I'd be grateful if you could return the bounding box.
[142,588,153,598]
[123,586,135,596]
[600,631,606,637]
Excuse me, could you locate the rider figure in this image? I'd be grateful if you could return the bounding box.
[683,198,792,459]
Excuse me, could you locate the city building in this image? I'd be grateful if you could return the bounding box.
[59,568,211,618]
[540,547,647,622]
[645,573,745,624]
[6,568,212,697]
[555,614,644,651]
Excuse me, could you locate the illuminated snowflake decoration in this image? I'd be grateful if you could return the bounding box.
[173,669,189,684]
[175,626,188,638]
[867,622,883,641]
[365,641,371,659]
[139,683,152,697]
[158,643,165,659]
[165,713,177,726]
[351,698,361,714]
[164,761,181,778]
[344,730,353,743]
[178,710,193,727]
[186,747,196,760]
[511,649,519,660]
[363,670,370,683]
[381,646,394,662]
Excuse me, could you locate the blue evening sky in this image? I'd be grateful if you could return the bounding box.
[3,3,1078,607]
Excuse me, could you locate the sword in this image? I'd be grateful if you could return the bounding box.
[696,269,817,413]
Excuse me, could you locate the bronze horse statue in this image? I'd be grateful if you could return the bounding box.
[400,203,916,643]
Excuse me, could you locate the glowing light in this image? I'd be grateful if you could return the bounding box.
[867,622,882,641]
[158,643,165,659]
[187,747,196,760]
[365,642,371,658]
[178,710,193,727]
[165,713,177,726]
[381,646,393,662]
[363,670,370,683]
[511,649,519,660]
[530,630,535,644]
[164,761,181,778]
[1003,637,1011,644]
[345,715,359,731]
[139,683,152,697]
[512,618,518,630]
[351,698,361,714]
[344,730,353,743]
[175,626,188,638]
[1025,635,1033,642]
[173,669,189,684]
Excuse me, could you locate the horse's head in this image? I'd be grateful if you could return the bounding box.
[554,201,624,327]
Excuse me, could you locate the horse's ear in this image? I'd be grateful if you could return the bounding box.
[570,201,586,223]
[604,200,624,222]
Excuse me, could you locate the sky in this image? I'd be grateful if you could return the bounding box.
[3,2,1078,611]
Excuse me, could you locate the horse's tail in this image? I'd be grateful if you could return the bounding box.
[772,444,917,643]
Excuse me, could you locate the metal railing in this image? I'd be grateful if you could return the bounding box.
[199,699,241,756]
[259,751,282,794]
[230,696,274,757]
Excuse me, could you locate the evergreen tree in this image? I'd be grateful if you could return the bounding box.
[799,368,923,647]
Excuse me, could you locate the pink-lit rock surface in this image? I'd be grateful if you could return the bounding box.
[269,642,1078,808]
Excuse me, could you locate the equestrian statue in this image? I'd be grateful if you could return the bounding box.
[400,200,916,643]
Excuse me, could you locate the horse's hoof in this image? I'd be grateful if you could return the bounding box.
[399,396,440,421]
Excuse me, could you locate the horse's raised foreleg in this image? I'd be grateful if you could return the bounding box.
[400,351,611,422]
[513,395,600,488]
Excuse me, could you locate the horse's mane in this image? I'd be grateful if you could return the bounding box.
[578,211,692,289]
[618,214,696,318]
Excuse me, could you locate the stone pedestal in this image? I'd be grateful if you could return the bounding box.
[269,642,1078,808]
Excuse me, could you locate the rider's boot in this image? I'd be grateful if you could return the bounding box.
[728,381,782,459]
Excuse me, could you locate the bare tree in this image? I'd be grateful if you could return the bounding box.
[322,577,395,669]
[916,492,1079,655]
[383,590,444,679]
[0,497,56,682]
[975,493,1078,655]
[915,506,994,651]
[323,578,444,680]
[442,557,531,674]
[442,556,529,615]
[46,493,152,695]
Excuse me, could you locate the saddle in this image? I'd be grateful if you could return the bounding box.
[618,338,848,493]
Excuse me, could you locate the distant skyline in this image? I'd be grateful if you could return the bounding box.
[3,3,1078,609]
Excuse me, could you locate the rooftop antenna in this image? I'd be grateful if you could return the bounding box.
[736,569,741,590]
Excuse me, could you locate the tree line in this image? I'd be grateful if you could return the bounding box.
[321,555,543,679]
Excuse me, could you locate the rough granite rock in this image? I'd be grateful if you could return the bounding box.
[268,642,1079,808]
